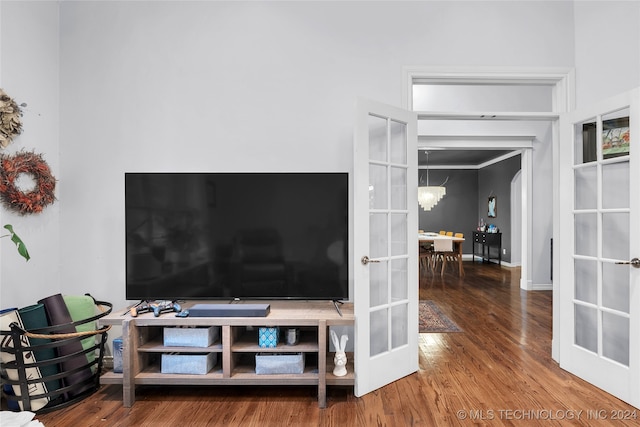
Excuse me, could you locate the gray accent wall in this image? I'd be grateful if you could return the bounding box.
[478,155,521,264]
[419,169,477,250]
[418,155,521,263]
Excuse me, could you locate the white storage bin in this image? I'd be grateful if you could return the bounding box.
[163,326,219,347]
[161,352,216,374]
[255,353,305,375]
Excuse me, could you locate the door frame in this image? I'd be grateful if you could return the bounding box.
[401,66,574,361]
[510,170,522,266]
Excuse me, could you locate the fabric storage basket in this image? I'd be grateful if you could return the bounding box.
[164,326,219,347]
[255,353,305,374]
[161,352,216,374]
[0,294,112,413]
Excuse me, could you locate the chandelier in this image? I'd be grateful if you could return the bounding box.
[418,151,447,211]
[418,185,446,211]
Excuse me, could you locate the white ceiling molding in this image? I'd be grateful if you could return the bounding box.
[417,111,560,121]
[418,135,534,149]
[476,149,525,169]
[417,149,526,170]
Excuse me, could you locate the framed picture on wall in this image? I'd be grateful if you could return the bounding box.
[488,196,497,218]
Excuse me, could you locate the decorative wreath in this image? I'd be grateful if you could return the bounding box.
[0,89,24,149]
[0,151,56,214]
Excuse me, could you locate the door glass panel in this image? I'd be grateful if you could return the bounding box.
[602,162,629,209]
[390,213,407,257]
[574,213,597,257]
[391,303,408,348]
[368,114,387,162]
[602,109,630,160]
[369,165,388,210]
[389,120,407,164]
[575,166,597,210]
[575,304,597,353]
[602,212,629,260]
[575,121,597,164]
[390,167,407,210]
[602,262,629,313]
[575,259,597,304]
[391,258,408,301]
[602,312,629,366]
[369,213,388,258]
[412,83,553,112]
[370,308,388,357]
[369,261,388,307]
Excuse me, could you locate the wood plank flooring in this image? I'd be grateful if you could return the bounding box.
[24,263,640,426]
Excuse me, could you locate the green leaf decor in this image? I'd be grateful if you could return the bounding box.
[2,224,30,261]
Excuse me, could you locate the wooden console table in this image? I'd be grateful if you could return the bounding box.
[472,231,502,265]
[98,300,354,408]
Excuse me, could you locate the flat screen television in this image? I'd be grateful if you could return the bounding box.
[125,172,348,301]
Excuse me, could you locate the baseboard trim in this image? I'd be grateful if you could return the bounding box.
[464,255,516,268]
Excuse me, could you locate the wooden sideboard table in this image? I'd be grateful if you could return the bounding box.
[472,231,502,266]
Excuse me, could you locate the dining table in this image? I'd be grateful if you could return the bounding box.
[418,232,466,276]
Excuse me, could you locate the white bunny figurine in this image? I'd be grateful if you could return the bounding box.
[330,330,348,377]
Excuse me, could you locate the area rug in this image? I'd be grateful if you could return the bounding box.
[419,300,462,333]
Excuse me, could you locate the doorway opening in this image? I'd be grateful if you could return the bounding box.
[403,67,573,291]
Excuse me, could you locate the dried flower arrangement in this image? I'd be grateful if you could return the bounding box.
[0,88,24,149]
[0,151,56,214]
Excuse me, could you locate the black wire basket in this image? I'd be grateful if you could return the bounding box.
[0,295,112,413]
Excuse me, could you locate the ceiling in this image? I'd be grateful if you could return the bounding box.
[418,149,516,167]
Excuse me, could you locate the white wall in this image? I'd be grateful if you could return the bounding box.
[574,1,640,107]
[1,0,637,310]
[55,1,576,311]
[0,1,60,309]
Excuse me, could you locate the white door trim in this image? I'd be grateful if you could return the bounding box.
[510,170,522,267]
[402,66,575,110]
[402,66,574,361]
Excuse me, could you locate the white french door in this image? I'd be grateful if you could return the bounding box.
[558,88,640,407]
[353,98,418,397]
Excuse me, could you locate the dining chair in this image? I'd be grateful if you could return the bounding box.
[432,238,454,276]
[445,231,453,237]
[445,233,465,272]
[419,244,433,276]
[439,230,446,235]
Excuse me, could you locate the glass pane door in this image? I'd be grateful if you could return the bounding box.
[572,107,630,366]
[559,87,639,408]
[354,98,417,397]
[368,115,409,357]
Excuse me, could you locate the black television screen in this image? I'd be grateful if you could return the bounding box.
[125,172,348,301]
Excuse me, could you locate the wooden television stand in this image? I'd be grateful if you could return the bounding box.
[98,300,354,408]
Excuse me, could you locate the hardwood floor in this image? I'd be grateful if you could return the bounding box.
[27,263,640,426]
